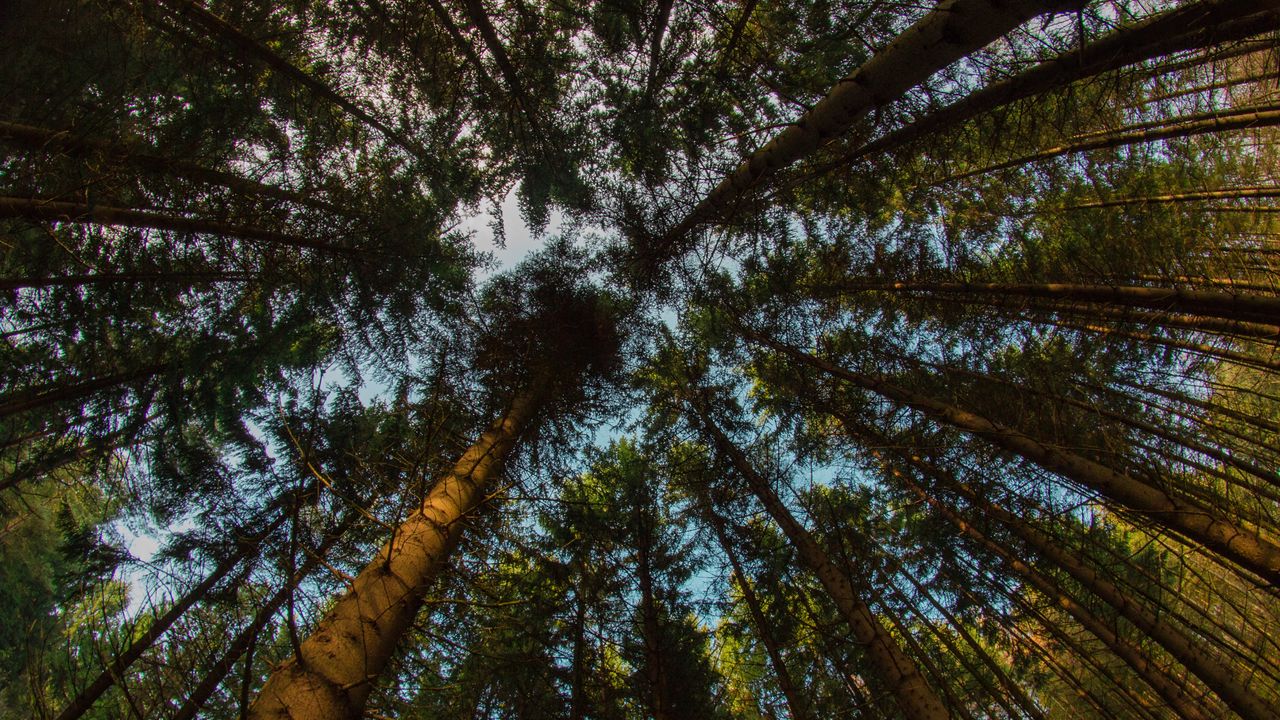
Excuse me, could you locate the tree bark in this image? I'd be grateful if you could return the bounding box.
[153,0,426,160]
[839,0,1280,165]
[641,0,1071,271]
[818,280,1280,326]
[246,383,547,720]
[941,104,1280,184]
[750,333,1280,585]
[0,196,355,254]
[700,498,812,720]
[54,505,291,720]
[689,400,951,720]
[0,120,342,213]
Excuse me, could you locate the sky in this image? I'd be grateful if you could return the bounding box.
[120,186,557,613]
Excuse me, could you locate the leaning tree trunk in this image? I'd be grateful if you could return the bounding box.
[640,0,1072,270]
[837,0,1280,165]
[751,333,1280,585]
[54,501,292,720]
[700,497,813,720]
[689,400,951,720]
[246,382,548,720]
[816,280,1280,326]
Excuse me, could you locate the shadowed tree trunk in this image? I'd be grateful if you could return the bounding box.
[640,0,1074,270]
[687,397,951,720]
[699,496,812,720]
[749,332,1280,585]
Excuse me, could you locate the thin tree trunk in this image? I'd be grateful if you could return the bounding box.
[817,280,1280,326]
[0,270,255,290]
[54,505,292,720]
[817,0,1280,169]
[689,400,951,720]
[700,499,812,720]
[641,0,1070,270]
[153,0,426,160]
[455,0,540,133]
[0,363,170,419]
[247,382,548,720]
[0,120,342,213]
[1019,186,1280,213]
[635,499,674,720]
[749,332,1280,585]
[0,196,355,254]
[940,104,1280,184]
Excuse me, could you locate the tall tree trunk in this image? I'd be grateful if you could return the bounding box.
[844,415,1274,717]
[54,504,292,720]
[688,400,951,720]
[699,497,812,720]
[835,0,1280,165]
[817,280,1280,326]
[641,0,1071,271]
[246,382,548,720]
[751,333,1280,585]
[635,499,674,720]
[0,196,354,254]
[940,104,1280,184]
[153,0,426,160]
[0,363,170,420]
[0,270,255,291]
[0,120,342,213]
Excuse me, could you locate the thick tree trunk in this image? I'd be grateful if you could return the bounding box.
[170,511,360,720]
[700,499,812,720]
[0,196,354,254]
[689,402,951,720]
[246,384,547,720]
[751,334,1280,585]
[54,506,291,720]
[642,0,1071,270]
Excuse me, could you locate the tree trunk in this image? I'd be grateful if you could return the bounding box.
[642,0,1070,270]
[840,0,1280,164]
[689,400,951,720]
[0,363,170,420]
[941,104,1280,183]
[0,270,255,291]
[819,280,1280,326]
[751,333,1280,585]
[635,499,674,720]
[0,120,342,213]
[54,505,291,720]
[700,498,812,720]
[154,0,425,160]
[246,383,547,720]
[0,196,354,254]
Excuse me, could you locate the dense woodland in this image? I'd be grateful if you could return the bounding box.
[3,0,1280,718]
